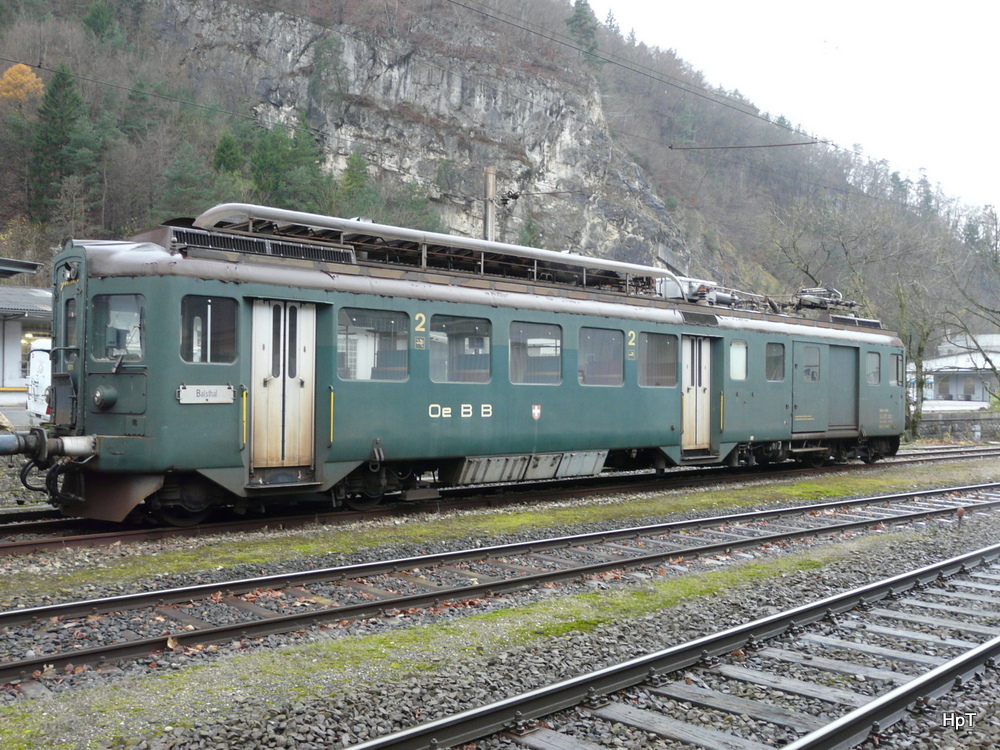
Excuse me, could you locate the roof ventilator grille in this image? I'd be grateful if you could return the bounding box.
[830,315,883,330]
[171,228,355,265]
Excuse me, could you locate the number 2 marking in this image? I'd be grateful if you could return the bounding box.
[627,330,636,347]
[415,313,427,332]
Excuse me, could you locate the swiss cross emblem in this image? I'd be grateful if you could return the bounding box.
[532,404,541,420]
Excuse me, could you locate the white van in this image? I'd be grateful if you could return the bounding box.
[26,338,51,422]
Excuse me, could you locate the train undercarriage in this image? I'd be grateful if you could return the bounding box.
[12,433,901,526]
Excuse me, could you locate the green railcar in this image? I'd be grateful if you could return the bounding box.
[0,204,904,523]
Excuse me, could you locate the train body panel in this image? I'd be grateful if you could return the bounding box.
[12,204,905,522]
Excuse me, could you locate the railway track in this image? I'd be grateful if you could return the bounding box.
[1,483,997,691]
[2,444,998,556]
[338,542,1000,750]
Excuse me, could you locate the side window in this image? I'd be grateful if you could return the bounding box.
[430,315,491,383]
[891,354,904,386]
[802,345,821,381]
[510,322,561,385]
[638,332,677,387]
[181,296,238,363]
[866,352,881,385]
[338,308,409,381]
[578,327,623,386]
[91,294,144,361]
[730,340,748,381]
[766,343,785,382]
[64,298,78,363]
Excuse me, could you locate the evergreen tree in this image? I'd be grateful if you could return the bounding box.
[29,64,84,221]
[83,1,124,45]
[120,81,156,140]
[213,132,244,174]
[154,141,215,219]
[249,124,292,204]
[333,150,383,219]
[565,0,602,70]
[249,119,331,211]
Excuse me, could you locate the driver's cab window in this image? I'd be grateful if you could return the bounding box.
[90,294,145,361]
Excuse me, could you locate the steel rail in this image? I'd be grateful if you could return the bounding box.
[782,632,1000,750]
[1,484,994,629]
[340,542,1000,750]
[1,491,997,683]
[2,448,997,555]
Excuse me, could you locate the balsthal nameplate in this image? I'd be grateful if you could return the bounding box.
[177,385,235,404]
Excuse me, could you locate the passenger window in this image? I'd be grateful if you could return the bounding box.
[510,322,561,385]
[91,294,145,361]
[730,340,748,381]
[766,343,785,382]
[638,333,677,387]
[338,308,409,381]
[578,327,623,386]
[181,296,238,363]
[891,354,904,386]
[866,352,881,385]
[802,346,821,381]
[430,315,490,383]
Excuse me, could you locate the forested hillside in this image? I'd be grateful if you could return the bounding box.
[2,0,999,428]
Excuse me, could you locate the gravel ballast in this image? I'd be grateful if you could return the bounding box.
[1,465,999,749]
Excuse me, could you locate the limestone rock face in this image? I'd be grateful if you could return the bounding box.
[154,0,689,270]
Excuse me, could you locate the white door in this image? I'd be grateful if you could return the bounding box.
[682,336,711,450]
[251,300,316,473]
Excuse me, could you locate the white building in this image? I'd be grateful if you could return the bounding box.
[0,281,51,406]
[913,334,1000,412]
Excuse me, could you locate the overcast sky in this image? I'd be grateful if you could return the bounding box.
[586,0,998,210]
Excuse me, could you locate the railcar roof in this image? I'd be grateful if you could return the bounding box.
[69,236,903,348]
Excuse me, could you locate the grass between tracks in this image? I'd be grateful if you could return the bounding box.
[1,459,997,605]
[0,531,910,749]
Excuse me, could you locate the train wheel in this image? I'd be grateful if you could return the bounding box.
[804,453,829,469]
[153,506,212,527]
[151,476,215,526]
[343,493,383,511]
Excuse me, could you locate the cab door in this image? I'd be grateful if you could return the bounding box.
[792,341,829,433]
[251,300,316,481]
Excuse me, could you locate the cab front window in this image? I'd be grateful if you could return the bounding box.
[91,294,145,361]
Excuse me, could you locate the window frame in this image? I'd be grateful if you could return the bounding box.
[765,342,785,382]
[337,307,410,382]
[638,332,678,388]
[729,339,748,381]
[509,321,562,385]
[891,353,904,387]
[802,345,821,382]
[866,352,881,385]
[90,294,145,362]
[578,326,624,387]
[180,296,238,365]
[430,314,492,384]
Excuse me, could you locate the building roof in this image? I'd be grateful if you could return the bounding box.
[0,286,51,316]
[0,258,41,279]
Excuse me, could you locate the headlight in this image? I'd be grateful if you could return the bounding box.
[93,385,118,409]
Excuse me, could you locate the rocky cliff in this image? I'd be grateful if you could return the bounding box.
[151,0,691,272]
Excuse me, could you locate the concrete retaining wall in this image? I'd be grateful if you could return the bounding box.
[916,410,1000,441]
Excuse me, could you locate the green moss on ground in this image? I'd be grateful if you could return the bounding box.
[0,531,907,749]
[1,460,995,603]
